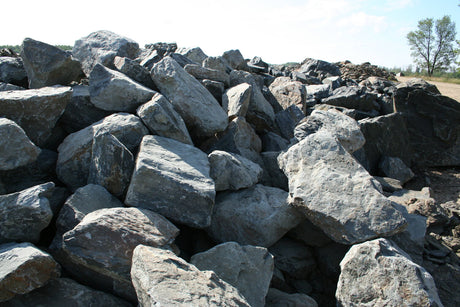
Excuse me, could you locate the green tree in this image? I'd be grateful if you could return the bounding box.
[407,16,457,76]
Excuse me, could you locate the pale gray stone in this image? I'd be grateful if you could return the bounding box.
[379,156,414,184]
[136,93,193,145]
[0,86,72,147]
[265,288,318,307]
[131,245,250,306]
[222,83,252,119]
[336,238,443,307]
[0,182,54,243]
[278,130,407,244]
[203,56,232,73]
[125,135,215,228]
[176,46,208,64]
[184,64,230,86]
[0,118,40,171]
[151,57,228,138]
[208,150,262,191]
[208,184,304,247]
[191,242,274,307]
[0,242,60,302]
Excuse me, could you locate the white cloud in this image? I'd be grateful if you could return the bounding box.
[338,12,387,33]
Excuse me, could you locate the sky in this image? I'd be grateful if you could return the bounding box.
[2,0,459,68]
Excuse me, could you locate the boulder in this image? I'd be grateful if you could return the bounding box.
[379,156,414,184]
[265,288,318,307]
[89,64,156,112]
[0,86,72,147]
[136,93,193,145]
[125,135,215,229]
[222,83,252,119]
[55,207,179,301]
[151,57,228,138]
[2,277,131,307]
[0,182,54,243]
[278,130,407,244]
[298,59,341,80]
[275,105,306,140]
[259,151,289,191]
[0,82,24,91]
[0,242,61,302]
[208,150,262,191]
[88,132,134,197]
[336,238,443,307]
[169,53,196,67]
[56,113,149,191]
[208,184,304,247]
[191,242,274,307]
[56,184,123,235]
[200,79,225,103]
[261,132,289,152]
[113,56,155,89]
[396,77,441,95]
[305,84,332,105]
[203,56,232,73]
[222,49,248,71]
[73,30,140,75]
[393,86,460,167]
[130,245,250,306]
[268,77,306,111]
[0,118,40,171]
[20,38,83,88]
[176,46,208,64]
[184,64,230,86]
[321,86,380,113]
[139,49,163,70]
[0,57,28,87]
[322,76,342,90]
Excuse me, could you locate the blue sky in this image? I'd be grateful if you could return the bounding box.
[2,0,459,68]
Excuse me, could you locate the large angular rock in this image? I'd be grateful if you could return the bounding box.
[203,56,232,73]
[222,83,252,119]
[336,238,443,307]
[88,132,134,198]
[89,64,155,112]
[73,30,140,75]
[269,77,306,111]
[113,56,155,89]
[0,182,54,243]
[131,245,250,306]
[176,46,208,64]
[394,86,460,167]
[125,135,215,228]
[191,242,274,307]
[298,58,341,80]
[208,150,262,192]
[56,113,148,191]
[56,207,179,301]
[278,130,407,244]
[0,242,61,302]
[305,84,332,105]
[322,86,380,113]
[56,184,123,235]
[259,151,289,191]
[208,184,304,247]
[222,49,248,71]
[151,57,228,138]
[136,93,193,145]
[20,38,83,88]
[0,57,28,87]
[275,104,306,140]
[379,156,414,184]
[0,118,40,171]
[2,277,131,307]
[0,86,72,147]
[184,64,230,86]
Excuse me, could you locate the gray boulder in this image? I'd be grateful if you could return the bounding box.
[268,77,306,111]
[184,64,230,86]
[275,105,306,140]
[191,242,274,307]
[298,59,341,80]
[125,135,215,229]
[0,118,40,171]
[0,57,28,87]
[0,86,72,147]
[322,76,342,90]
[89,64,155,112]
[176,46,208,64]
[222,83,252,119]
[261,132,289,152]
[56,207,179,301]
[379,156,414,184]
[73,30,140,75]
[201,79,225,103]
[322,86,380,113]
[113,56,155,89]
[88,132,134,198]
[0,182,54,243]
[203,56,232,73]
[136,93,193,145]
[208,150,262,191]
[222,49,248,71]
[259,151,289,191]
[56,184,123,235]
[336,238,443,307]
[56,113,148,191]
[151,57,228,138]
[265,288,318,307]
[278,130,407,244]
[0,242,61,302]
[0,82,24,91]
[20,38,83,88]
[2,277,131,307]
[396,77,441,95]
[131,245,250,306]
[305,84,332,105]
[208,184,304,247]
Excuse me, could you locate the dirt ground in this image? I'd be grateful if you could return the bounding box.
[396,76,460,102]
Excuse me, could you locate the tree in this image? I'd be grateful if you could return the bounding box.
[407,16,457,76]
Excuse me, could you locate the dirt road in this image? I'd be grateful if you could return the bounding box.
[397,76,460,102]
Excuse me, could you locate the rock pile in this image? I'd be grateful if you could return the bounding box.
[337,60,397,82]
[0,30,459,306]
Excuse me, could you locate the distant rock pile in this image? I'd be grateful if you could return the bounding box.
[0,30,459,306]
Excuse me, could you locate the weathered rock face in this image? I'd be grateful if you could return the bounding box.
[222,83,252,120]
[0,183,54,244]
[337,61,396,82]
[0,86,72,147]
[269,77,306,111]
[0,118,40,171]
[275,105,306,140]
[131,245,250,306]
[184,64,230,86]
[378,156,414,184]
[20,38,83,88]
[191,242,274,307]
[321,86,380,113]
[113,56,155,89]
[208,184,304,247]
[278,130,407,244]
[336,238,443,307]
[0,242,61,302]
[222,49,248,71]
[73,30,140,75]
[265,288,318,307]
[176,46,208,64]
[298,58,341,80]
[0,82,24,91]
[151,56,228,138]
[0,57,28,87]
[125,135,215,229]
